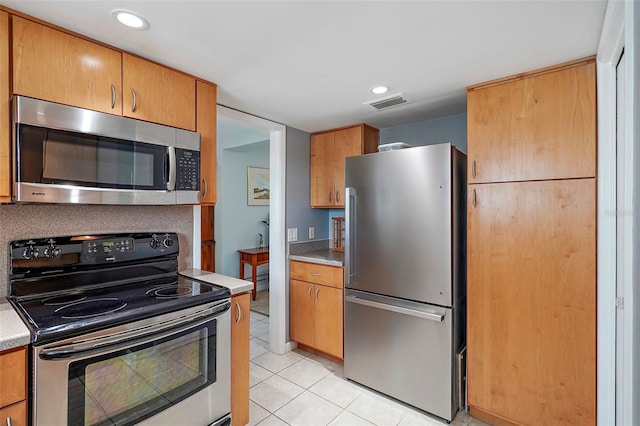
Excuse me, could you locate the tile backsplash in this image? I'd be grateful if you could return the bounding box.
[0,204,194,298]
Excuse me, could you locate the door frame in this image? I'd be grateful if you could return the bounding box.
[596,0,636,423]
[194,105,288,355]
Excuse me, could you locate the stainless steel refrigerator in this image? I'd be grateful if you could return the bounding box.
[344,143,466,422]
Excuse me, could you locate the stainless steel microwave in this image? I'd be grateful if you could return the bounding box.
[12,96,201,205]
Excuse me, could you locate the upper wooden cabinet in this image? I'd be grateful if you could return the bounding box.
[197,81,217,204]
[123,54,196,130]
[467,59,596,183]
[0,11,9,203]
[310,124,378,208]
[12,17,198,131]
[12,16,123,115]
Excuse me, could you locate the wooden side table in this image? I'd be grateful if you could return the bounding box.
[237,247,269,300]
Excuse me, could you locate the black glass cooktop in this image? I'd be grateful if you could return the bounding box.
[11,274,230,345]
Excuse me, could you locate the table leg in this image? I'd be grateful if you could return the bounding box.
[251,261,257,300]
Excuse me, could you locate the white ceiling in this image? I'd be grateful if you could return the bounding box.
[3,1,607,133]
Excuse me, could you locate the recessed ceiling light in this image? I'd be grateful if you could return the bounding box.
[113,10,150,30]
[371,86,389,95]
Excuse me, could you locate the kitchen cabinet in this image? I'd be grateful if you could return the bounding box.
[310,124,378,208]
[12,17,197,131]
[12,16,123,115]
[467,58,596,183]
[466,58,596,426]
[197,81,218,204]
[290,260,343,359]
[123,54,196,131]
[0,11,8,203]
[231,293,250,426]
[0,346,27,426]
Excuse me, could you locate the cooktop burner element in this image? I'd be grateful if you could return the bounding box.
[8,232,231,345]
[43,294,87,305]
[55,298,128,319]
[147,284,194,299]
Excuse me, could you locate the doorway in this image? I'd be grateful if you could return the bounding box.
[216,106,288,355]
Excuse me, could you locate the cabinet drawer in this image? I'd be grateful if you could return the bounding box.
[0,401,27,426]
[0,347,27,408]
[290,261,343,288]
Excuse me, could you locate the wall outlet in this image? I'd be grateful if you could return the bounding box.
[309,227,315,239]
[287,228,298,242]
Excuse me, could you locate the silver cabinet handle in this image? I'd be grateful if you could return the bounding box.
[310,272,321,276]
[328,191,332,203]
[131,88,138,112]
[7,416,12,426]
[202,178,208,197]
[472,160,476,179]
[235,301,241,323]
[307,287,312,300]
[336,191,339,202]
[316,288,319,300]
[111,84,117,109]
[472,188,477,208]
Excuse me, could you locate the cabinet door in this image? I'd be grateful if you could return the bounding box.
[310,132,335,207]
[314,285,343,359]
[0,401,27,426]
[289,280,315,347]
[467,61,596,183]
[467,179,595,425]
[12,16,122,115]
[123,54,196,130]
[231,293,250,426]
[0,11,9,202]
[333,126,362,207]
[0,347,26,408]
[197,81,217,204]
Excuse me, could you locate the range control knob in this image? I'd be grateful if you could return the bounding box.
[162,237,174,248]
[150,237,161,249]
[22,246,40,260]
[44,245,61,258]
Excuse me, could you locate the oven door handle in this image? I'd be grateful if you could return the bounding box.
[39,300,230,361]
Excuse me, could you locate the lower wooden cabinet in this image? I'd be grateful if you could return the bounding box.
[467,178,596,425]
[0,346,27,426]
[0,401,26,426]
[231,293,250,426]
[290,260,344,360]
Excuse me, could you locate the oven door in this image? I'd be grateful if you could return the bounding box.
[32,300,231,426]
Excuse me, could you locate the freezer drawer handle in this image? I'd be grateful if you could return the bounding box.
[345,295,445,322]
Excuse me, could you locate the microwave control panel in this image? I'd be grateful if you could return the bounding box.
[175,149,200,191]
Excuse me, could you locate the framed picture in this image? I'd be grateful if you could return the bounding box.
[247,167,270,206]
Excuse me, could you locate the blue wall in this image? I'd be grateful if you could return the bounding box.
[217,142,270,277]
[380,113,467,153]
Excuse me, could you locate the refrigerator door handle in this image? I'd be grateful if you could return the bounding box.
[344,187,356,286]
[345,294,445,322]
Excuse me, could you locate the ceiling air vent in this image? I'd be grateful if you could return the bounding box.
[365,93,407,111]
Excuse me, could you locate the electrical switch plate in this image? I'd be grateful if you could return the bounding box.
[308,227,315,239]
[287,228,298,242]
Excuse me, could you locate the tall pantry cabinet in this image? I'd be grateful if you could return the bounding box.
[466,58,596,426]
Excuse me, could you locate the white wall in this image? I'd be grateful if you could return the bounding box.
[217,142,270,277]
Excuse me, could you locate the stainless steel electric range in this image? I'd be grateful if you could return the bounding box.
[7,232,231,426]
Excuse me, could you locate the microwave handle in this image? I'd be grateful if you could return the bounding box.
[167,146,176,191]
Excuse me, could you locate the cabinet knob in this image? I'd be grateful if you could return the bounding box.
[202,178,208,197]
[316,288,320,300]
[307,287,312,300]
[7,416,12,426]
[235,301,242,323]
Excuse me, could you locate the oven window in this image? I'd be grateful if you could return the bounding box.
[67,321,217,426]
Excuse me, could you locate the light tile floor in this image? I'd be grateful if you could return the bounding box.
[248,311,488,426]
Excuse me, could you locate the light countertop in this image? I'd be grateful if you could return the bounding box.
[0,300,30,351]
[180,269,254,295]
[289,249,344,267]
